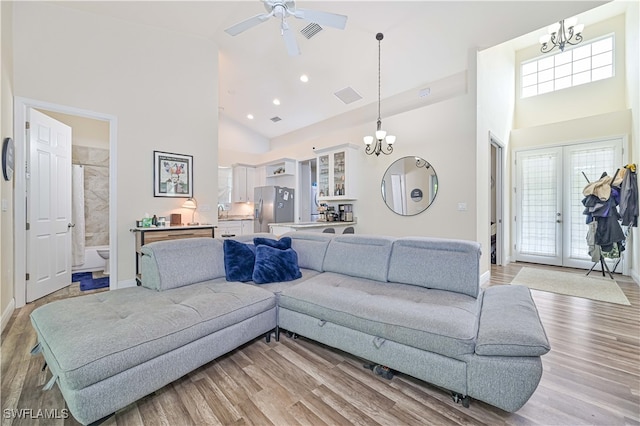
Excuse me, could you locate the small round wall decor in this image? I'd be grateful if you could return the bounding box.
[2,137,14,181]
[410,188,423,202]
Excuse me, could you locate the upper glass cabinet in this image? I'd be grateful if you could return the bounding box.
[316,144,358,201]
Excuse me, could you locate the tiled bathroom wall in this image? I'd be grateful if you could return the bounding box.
[72,146,109,247]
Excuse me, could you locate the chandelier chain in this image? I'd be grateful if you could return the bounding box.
[377,37,381,122]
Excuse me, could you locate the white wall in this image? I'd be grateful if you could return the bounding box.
[1,0,14,329]
[218,114,269,166]
[477,41,517,269]
[624,0,639,282]
[13,2,219,285]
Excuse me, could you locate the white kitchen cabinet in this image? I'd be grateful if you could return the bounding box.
[232,164,255,203]
[316,144,359,201]
[241,219,254,235]
[215,221,242,238]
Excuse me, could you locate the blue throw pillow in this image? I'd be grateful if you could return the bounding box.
[223,239,256,282]
[252,245,302,284]
[253,236,292,250]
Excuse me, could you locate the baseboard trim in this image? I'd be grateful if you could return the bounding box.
[116,279,137,290]
[630,268,640,286]
[1,298,16,333]
[480,270,491,289]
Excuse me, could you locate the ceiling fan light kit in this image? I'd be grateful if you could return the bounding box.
[364,32,395,157]
[224,0,348,57]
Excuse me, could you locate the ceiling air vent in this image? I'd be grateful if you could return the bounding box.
[270,116,282,123]
[334,87,363,105]
[300,23,323,39]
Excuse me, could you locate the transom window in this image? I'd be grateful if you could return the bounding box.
[521,35,614,98]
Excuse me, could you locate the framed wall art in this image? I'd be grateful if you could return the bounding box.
[153,151,193,198]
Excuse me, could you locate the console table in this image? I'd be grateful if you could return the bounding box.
[131,225,215,284]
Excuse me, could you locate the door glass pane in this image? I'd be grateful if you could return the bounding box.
[568,146,617,261]
[520,153,558,256]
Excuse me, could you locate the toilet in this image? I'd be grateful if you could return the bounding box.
[96,246,110,275]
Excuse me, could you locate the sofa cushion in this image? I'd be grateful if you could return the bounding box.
[322,235,395,282]
[475,285,550,356]
[252,245,302,284]
[254,236,292,250]
[279,272,479,359]
[388,237,481,298]
[30,282,276,391]
[223,239,256,282]
[285,232,334,272]
[141,238,225,291]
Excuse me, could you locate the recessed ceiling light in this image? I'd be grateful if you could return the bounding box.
[300,74,309,83]
[273,98,281,106]
[247,114,254,120]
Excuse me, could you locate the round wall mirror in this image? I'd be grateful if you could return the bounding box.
[381,156,438,216]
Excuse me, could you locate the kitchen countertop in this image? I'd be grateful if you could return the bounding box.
[268,220,356,228]
[218,215,254,221]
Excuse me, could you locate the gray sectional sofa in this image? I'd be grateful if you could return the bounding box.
[30,232,550,425]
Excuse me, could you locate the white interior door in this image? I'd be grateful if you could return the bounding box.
[26,109,73,302]
[515,139,624,270]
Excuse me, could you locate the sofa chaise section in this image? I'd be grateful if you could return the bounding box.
[30,238,277,425]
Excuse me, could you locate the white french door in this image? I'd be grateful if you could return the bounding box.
[515,138,624,270]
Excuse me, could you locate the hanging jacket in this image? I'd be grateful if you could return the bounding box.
[595,213,625,252]
[583,174,612,201]
[619,169,638,227]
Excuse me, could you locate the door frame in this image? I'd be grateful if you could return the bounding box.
[490,133,505,266]
[14,97,118,308]
[297,155,317,223]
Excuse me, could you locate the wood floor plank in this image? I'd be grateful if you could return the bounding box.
[285,400,329,426]
[311,384,380,426]
[1,262,638,425]
[298,390,353,426]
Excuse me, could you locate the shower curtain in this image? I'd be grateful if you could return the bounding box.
[72,165,86,267]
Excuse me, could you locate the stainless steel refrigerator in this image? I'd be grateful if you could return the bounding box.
[254,186,295,233]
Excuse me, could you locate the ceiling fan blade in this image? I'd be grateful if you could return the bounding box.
[294,8,347,30]
[224,13,272,36]
[281,21,300,56]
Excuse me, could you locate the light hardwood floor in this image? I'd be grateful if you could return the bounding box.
[1,263,639,425]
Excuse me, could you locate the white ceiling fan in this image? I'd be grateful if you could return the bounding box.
[224,0,348,56]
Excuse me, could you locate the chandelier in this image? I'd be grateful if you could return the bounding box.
[364,32,395,156]
[539,18,584,53]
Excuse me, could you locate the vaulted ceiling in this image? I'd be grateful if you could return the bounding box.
[56,1,622,139]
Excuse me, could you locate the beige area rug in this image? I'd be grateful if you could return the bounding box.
[511,267,631,306]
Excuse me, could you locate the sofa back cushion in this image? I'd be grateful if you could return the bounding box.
[230,232,273,243]
[323,235,395,282]
[388,237,481,297]
[141,237,225,290]
[286,232,334,272]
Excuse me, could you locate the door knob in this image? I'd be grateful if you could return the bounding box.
[68,223,75,229]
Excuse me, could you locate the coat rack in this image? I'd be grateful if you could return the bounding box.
[582,164,637,279]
